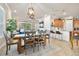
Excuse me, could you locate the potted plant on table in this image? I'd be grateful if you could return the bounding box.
[6,18,17,38]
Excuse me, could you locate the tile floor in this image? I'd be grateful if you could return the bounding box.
[0,38,79,56]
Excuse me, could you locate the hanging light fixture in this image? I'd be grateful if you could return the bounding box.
[27,4,35,19]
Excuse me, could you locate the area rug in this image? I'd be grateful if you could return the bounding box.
[0,44,61,56]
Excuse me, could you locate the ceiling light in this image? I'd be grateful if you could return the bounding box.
[27,4,35,19]
[63,12,67,16]
[14,10,16,13]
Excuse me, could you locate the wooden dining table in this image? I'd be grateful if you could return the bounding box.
[13,33,42,54]
[13,31,48,54]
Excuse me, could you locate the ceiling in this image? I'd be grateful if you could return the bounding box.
[6,3,79,20]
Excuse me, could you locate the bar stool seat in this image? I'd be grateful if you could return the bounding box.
[74,35,79,46]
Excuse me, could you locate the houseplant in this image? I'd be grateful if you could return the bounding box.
[6,18,17,37]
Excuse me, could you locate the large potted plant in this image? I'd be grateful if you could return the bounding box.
[6,18,17,37]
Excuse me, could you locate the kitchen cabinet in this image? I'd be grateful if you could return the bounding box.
[64,19,73,31]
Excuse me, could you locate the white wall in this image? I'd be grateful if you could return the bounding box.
[44,15,51,32]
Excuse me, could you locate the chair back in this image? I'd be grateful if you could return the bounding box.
[26,31,36,39]
[38,30,46,36]
[3,31,10,44]
[32,31,36,35]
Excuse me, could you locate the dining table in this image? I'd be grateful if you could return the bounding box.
[13,31,49,54]
[13,32,41,54]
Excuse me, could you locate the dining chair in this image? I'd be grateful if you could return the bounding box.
[24,32,35,55]
[39,34,46,46]
[3,31,18,55]
[34,30,47,50]
[74,33,79,46]
[40,30,47,46]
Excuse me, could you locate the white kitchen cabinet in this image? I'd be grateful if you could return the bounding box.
[62,31,70,42]
[64,19,73,31]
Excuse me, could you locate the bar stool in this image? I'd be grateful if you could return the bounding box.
[74,33,79,46]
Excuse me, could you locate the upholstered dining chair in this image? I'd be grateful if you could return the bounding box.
[24,32,35,55]
[74,33,79,46]
[3,31,18,55]
[34,30,47,50]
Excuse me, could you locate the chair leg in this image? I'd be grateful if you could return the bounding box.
[43,42,46,48]
[59,35,61,40]
[76,40,78,46]
[25,49,27,55]
[32,45,35,52]
[48,39,50,45]
[6,45,8,55]
[53,34,55,39]
[38,44,40,51]
[9,45,10,50]
[60,34,62,40]
[44,41,46,46]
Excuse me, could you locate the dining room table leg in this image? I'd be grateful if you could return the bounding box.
[76,40,78,46]
[17,38,22,54]
[17,37,26,54]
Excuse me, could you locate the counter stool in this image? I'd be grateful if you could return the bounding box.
[74,35,79,46]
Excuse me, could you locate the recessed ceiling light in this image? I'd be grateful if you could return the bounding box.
[63,12,67,16]
[14,10,16,13]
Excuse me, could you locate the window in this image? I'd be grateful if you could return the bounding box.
[0,6,5,37]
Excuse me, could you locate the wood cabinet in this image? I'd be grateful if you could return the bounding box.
[74,20,79,29]
[53,18,64,28]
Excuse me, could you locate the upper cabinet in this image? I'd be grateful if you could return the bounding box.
[51,17,73,31]
[64,19,73,31]
[53,18,64,28]
[73,19,79,30]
